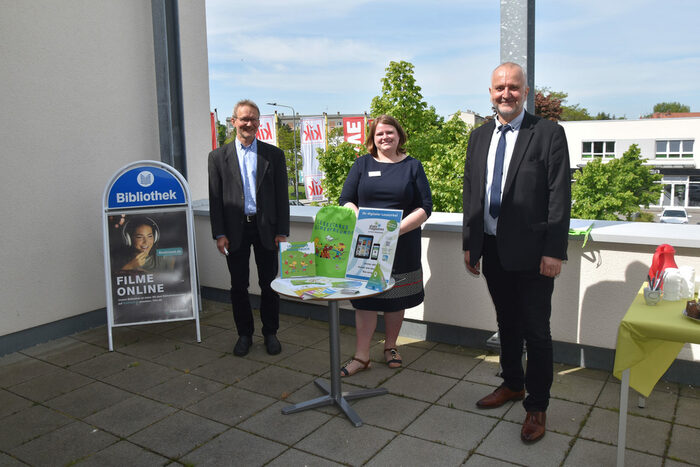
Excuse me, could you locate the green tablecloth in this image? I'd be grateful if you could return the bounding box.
[613,286,700,397]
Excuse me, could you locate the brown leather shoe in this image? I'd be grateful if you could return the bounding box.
[476,385,525,409]
[521,411,546,443]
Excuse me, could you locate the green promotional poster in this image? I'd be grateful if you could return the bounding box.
[310,205,356,278]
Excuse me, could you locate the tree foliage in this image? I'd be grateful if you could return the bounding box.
[317,142,358,204]
[653,101,690,114]
[370,61,443,162]
[317,60,472,212]
[571,144,662,220]
[535,90,563,121]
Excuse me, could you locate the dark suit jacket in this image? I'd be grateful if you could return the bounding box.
[208,139,290,250]
[462,112,571,271]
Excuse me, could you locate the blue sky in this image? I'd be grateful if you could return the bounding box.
[206,0,700,121]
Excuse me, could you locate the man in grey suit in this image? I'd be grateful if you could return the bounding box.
[208,99,290,356]
[462,63,571,443]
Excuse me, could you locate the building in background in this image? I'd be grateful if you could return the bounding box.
[561,117,700,209]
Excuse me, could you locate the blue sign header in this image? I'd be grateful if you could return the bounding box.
[107,166,186,209]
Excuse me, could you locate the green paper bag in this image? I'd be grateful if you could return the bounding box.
[310,205,356,278]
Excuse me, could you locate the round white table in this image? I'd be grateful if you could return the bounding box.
[271,276,394,427]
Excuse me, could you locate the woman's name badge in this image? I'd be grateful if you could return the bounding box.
[368,171,381,177]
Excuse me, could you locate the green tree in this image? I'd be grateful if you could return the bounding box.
[653,101,690,114]
[317,142,358,204]
[423,115,470,212]
[370,61,443,162]
[535,90,563,121]
[216,121,227,147]
[571,144,662,220]
[276,122,302,195]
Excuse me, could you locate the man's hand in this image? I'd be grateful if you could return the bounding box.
[540,256,562,278]
[216,236,229,256]
[464,250,481,276]
[274,235,287,247]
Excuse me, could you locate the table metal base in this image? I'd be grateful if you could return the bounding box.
[282,378,388,427]
[280,300,387,427]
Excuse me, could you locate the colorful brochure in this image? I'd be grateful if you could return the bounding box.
[345,207,402,290]
[279,241,316,278]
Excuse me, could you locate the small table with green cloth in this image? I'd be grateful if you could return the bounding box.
[613,285,700,466]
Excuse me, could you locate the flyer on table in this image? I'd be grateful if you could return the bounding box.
[345,207,402,287]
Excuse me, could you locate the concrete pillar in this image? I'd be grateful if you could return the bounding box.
[500,0,535,112]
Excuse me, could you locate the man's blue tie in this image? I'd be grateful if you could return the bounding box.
[489,124,512,218]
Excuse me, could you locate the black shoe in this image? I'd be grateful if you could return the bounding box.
[264,334,282,355]
[233,335,252,356]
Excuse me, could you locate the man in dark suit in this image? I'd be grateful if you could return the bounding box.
[462,63,571,443]
[208,99,290,356]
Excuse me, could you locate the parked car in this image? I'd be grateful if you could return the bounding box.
[659,208,691,224]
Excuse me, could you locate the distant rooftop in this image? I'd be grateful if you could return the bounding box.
[647,112,700,119]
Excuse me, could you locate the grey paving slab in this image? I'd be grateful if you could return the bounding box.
[84,395,177,437]
[294,417,396,465]
[350,393,430,431]
[403,404,498,451]
[462,454,519,466]
[553,363,610,381]
[679,383,700,399]
[564,438,663,467]
[8,420,117,466]
[161,323,225,343]
[667,424,700,465]
[267,448,344,467]
[138,321,190,335]
[277,322,330,346]
[504,397,590,437]
[21,337,106,368]
[550,371,606,405]
[195,328,238,353]
[100,359,180,393]
[239,400,332,444]
[580,407,670,455]
[666,459,700,467]
[0,452,25,466]
[675,395,700,428]
[186,386,276,426]
[142,373,226,408]
[407,348,480,379]
[117,335,182,360]
[106,327,155,349]
[433,343,486,357]
[8,366,92,402]
[381,368,458,402]
[74,440,170,466]
[277,347,332,376]
[67,350,139,379]
[366,434,468,466]
[128,410,228,459]
[0,388,33,419]
[181,427,286,467]
[45,381,132,419]
[191,353,267,384]
[597,379,678,421]
[199,310,235,329]
[0,356,60,388]
[0,351,28,367]
[437,380,513,417]
[152,342,224,371]
[476,419,571,467]
[463,357,505,387]
[235,365,315,399]
[308,328,358,355]
[0,404,72,450]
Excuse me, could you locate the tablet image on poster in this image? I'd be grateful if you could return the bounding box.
[106,210,193,325]
[345,208,402,288]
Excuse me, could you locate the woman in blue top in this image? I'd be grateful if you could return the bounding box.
[338,115,432,376]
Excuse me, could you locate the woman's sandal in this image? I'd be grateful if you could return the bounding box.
[340,356,371,377]
[384,348,403,368]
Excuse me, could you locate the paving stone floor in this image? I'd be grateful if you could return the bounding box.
[1,299,699,466]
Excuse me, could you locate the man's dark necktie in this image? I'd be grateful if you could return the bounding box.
[489,124,512,218]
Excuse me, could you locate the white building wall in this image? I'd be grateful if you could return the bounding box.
[0,0,210,337]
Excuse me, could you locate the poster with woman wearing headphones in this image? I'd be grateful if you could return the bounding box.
[106,210,192,325]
